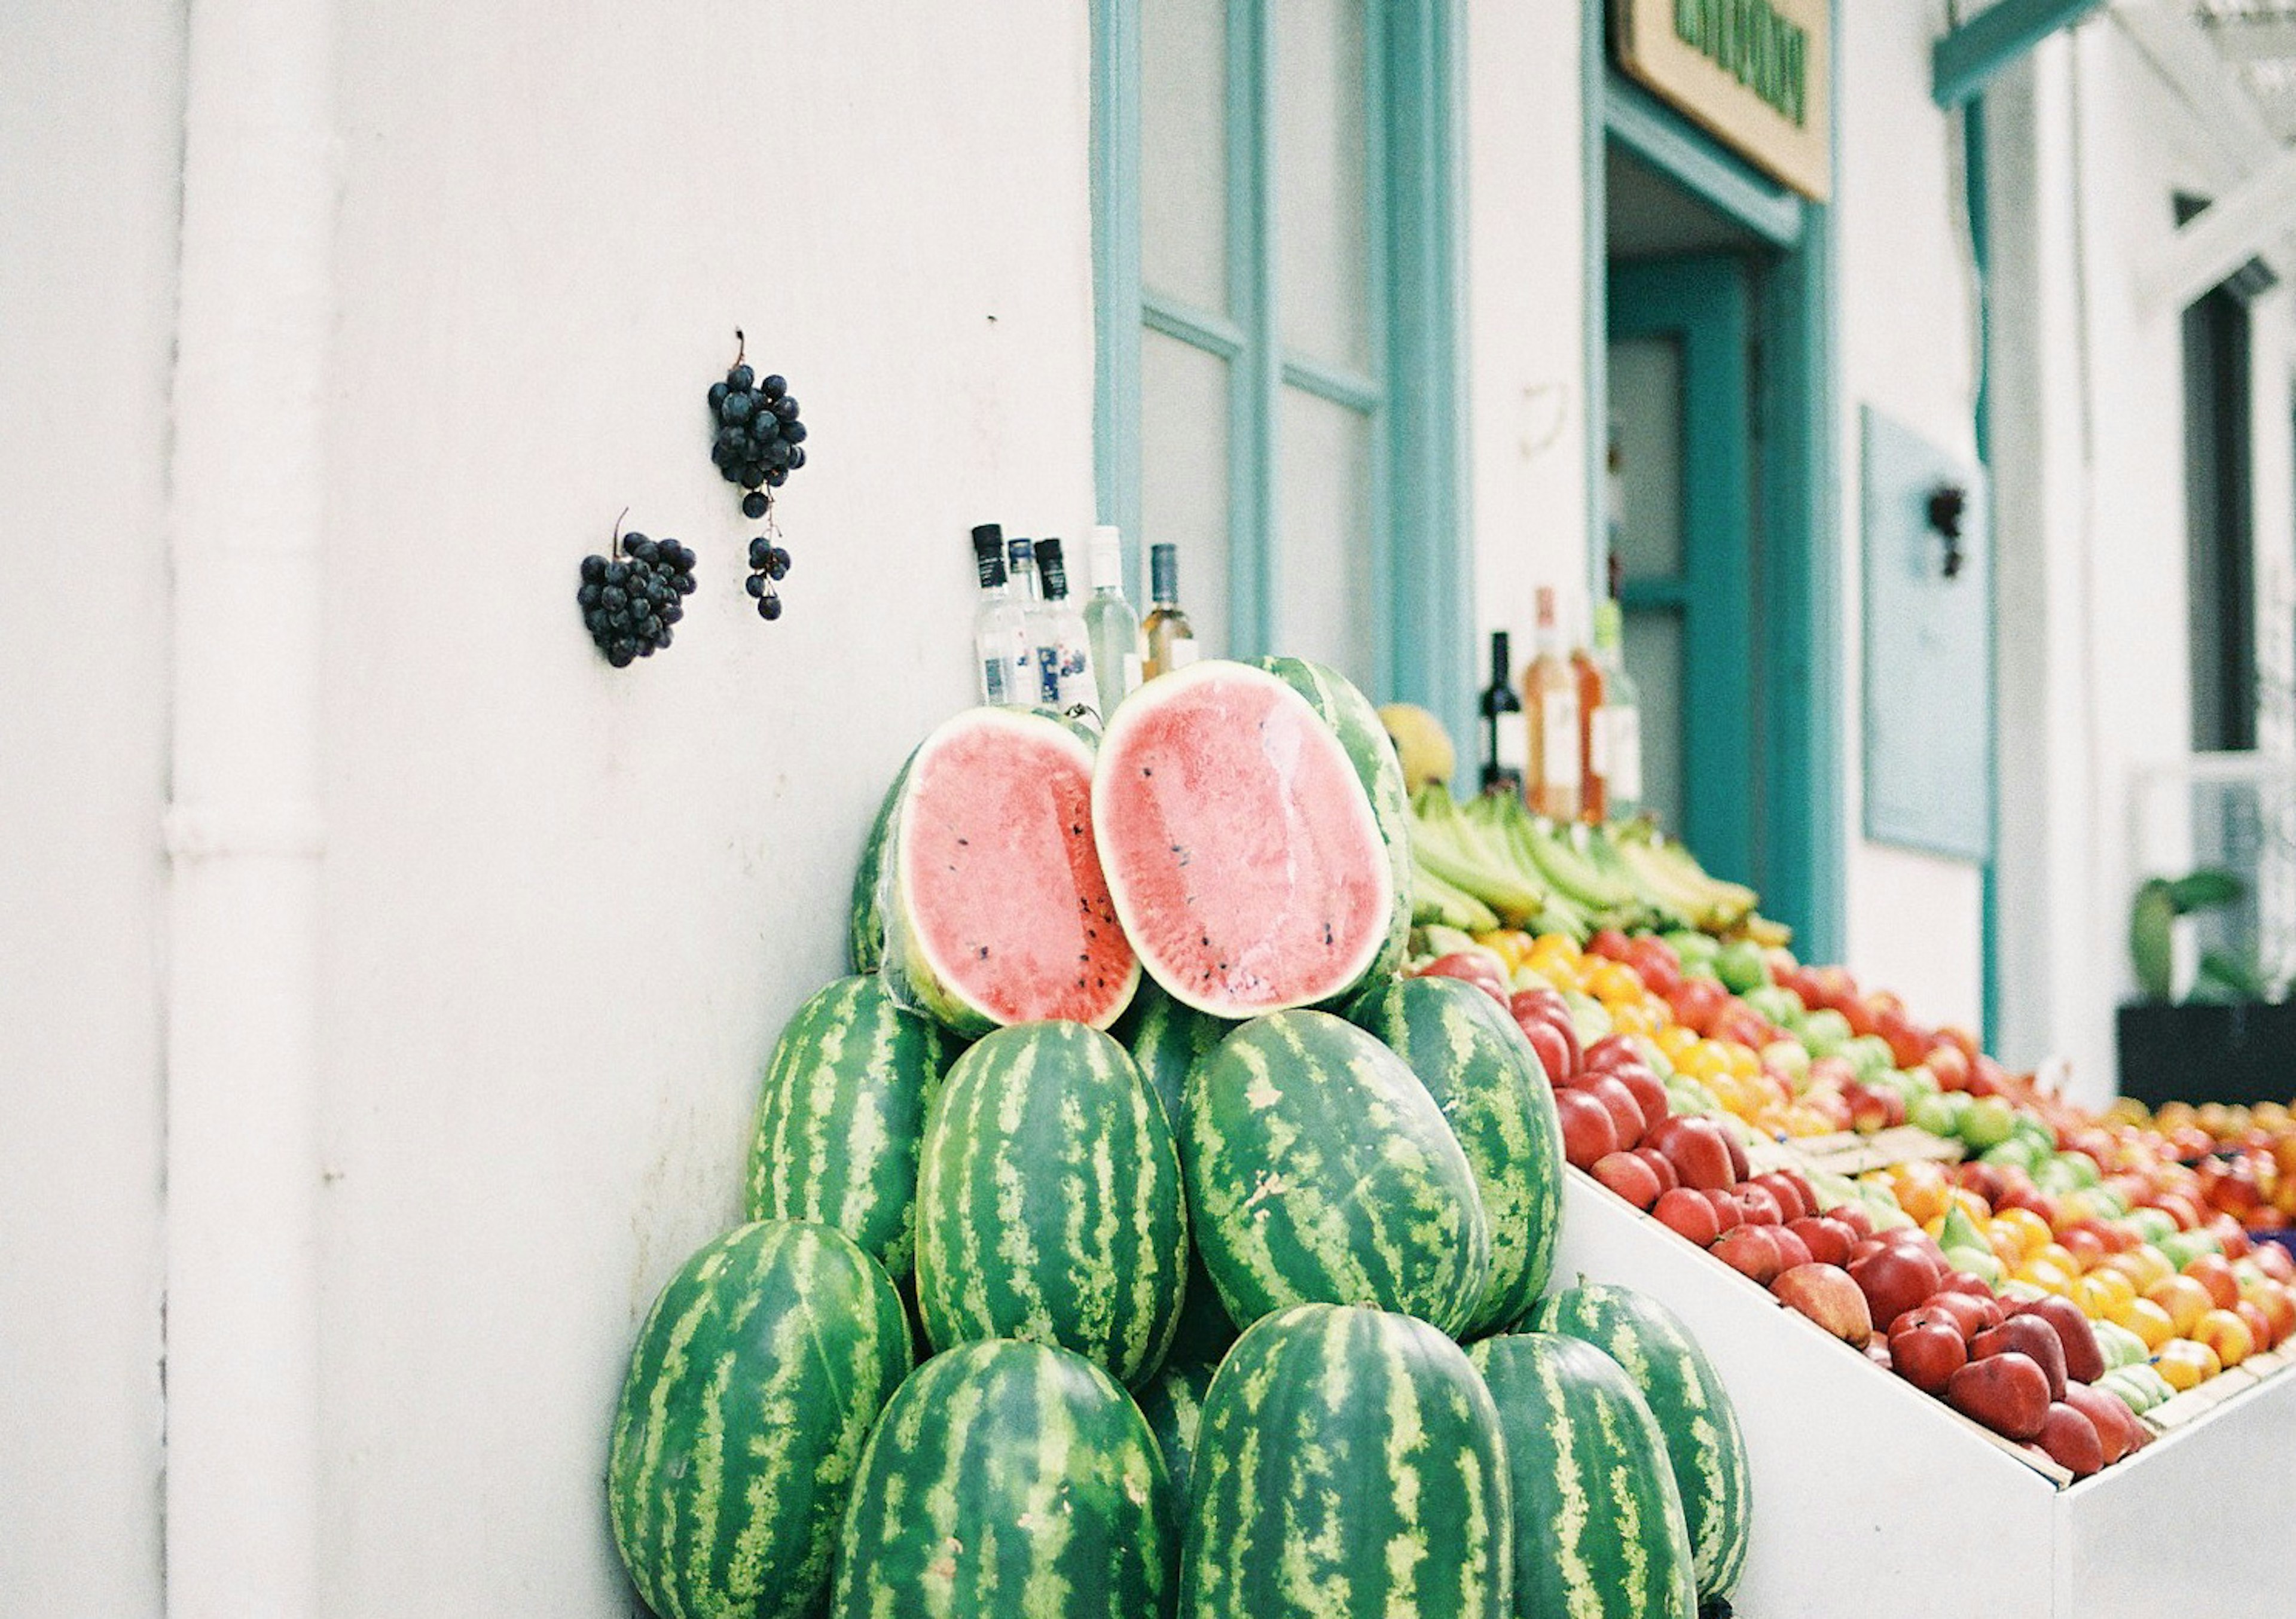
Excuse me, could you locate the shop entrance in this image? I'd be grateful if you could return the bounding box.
[1604,145,1772,893]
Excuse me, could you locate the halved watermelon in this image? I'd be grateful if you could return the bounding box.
[881,707,1141,1035]
[1090,660,1396,1018]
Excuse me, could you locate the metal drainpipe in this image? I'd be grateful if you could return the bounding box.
[162,1,332,1614]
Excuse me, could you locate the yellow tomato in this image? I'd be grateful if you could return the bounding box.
[2146,1275,2214,1339]
[2194,1307,2256,1368]
[1895,1178,1952,1228]
[2013,1257,2074,1295]
[2108,1246,2175,1294]
[1781,1104,1837,1138]
[2070,1274,2121,1321]
[1719,1041,1761,1080]
[2031,1241,2082,1278]
[2154,1337,2221,1393]
[1473,929,1536,969]
[1674,1041,1730,1083]
[1655,1025,1702,1062]
[1945,1187,1993,1225]
[1609,1002,1656,1037]
[1531,933,1580,965]
[2112,1295,2177,1351]
[2083,1267,2137,1318]
[1989,1208,2053,1264]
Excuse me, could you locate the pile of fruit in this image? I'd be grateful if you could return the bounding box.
[1408,904,2296,1478]
[607,660,1751,1619]
[2103,1096,2296,1236]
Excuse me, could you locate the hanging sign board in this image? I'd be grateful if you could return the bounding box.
[1613,0,1831,200]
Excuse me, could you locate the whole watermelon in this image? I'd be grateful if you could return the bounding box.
[607,1220,911,1619]
[744,974,955,1280]
[1531,1279,1752,1603]
[1179,1303,1512,1618]
[914,1020,1187,1385]
[1347,972,1565,1334]
[830,1339,1176,1619]
[1181,1008,1490,1336]
[1470,1331,1700,1619]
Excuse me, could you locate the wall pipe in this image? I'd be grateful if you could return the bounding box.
[162,0,333,1614]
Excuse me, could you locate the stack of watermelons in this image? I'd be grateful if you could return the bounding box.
[607,658,1752,1619]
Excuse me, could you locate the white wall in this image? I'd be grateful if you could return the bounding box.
[0,5,180,1614]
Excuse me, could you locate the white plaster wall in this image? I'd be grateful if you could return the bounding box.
[310,3,1096,1609]
[1464,0,1589,650]
[1833,0,1989,1031]
[0,7,180,1614]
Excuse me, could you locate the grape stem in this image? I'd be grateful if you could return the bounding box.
[732,328,746,368]
[611,505,630,560]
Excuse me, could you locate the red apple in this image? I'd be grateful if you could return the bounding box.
[1580,1033,1643,1072]
[1721,1129,1752,1184]
[2008,1296,2106,1385]
[1651,1117,1738,1192]
[1833,1202,1876,1240]
[1947,1352,2051,1440]
[1938,1270,1997,1300]
[1611,1067,1671,1133]
[1733,1184,1785,1226]
[1653,1187,1721,1246]
[1849,1246,1944,1333]
[2253,1243,2295,1282]
[1773,1262,1871,1345]
[2034,1402,2103,1478]
[1591,1150,1663,1211]
[1629,1147,1680,1195]
[1750,1172,1813,1223]
[1586,928,1634,961]
[1576,1074,1648,1152]
[1916,1289,2004,1341]
[1711,1225,1785,1285]
[1888,1318,1968,1394]
[1973,1318,2068,1401]
[1785,1216,1855,1267]
[1554,1089,1619,1169]
[1768,1227,1815,1272]
[1517,1019,1575,1090]
[1701,1187,1746,1235]
[2060,1383,2136,1467]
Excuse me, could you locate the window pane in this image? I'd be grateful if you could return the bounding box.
[1141,328,1232,660]
[1275,0,1371,368]
[1609,335,1684,581]
[1622,608,1684,837]
[1276,386,1374,688]
[1143,0,1229,313]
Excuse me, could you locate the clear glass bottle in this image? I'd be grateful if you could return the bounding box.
[1522,586,1581,821]
[1571,612,1607,824]
[1141,542,1197,679]
[970,523,1030,705]
[1590,599,1642,821]
[1083,524,1144,718]
[1034,537,1097,711]
[1006,536,1061,707]
[1479,630,1526,797]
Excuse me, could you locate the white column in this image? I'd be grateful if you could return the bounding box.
[164,0,334,1613]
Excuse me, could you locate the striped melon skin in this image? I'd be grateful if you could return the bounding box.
[1468,1332,1699,1619]
[1135,1359,1216,1511]
[915,1021,1187,1385]
[1529,1281,1752,1602]
[607,1220,911,1619]
[744,974,955,1281]
[1181,1009,1491,1336]
[1346,974,1565,1335]
[1113,977,1235,1126]
[1162,1249,1239,1369]
[1255,655,1413,982]
[1179,1303,1512,1619]
[847,749,915,975]
[829,1339,1176,1619]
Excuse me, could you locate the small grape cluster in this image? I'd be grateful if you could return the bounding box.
[707,345,807,517]
[577,529,697,667]
[744,535,792,620]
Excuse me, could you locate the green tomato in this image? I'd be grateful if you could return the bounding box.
[1714,938,1772,993]
[1663,928,1721,963]
[1799,1008,1854,1059]
[1909,1091,1969,1139]
[1959,1096,2017,1151]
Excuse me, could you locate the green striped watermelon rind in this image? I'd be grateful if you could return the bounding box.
[914,1020,1188,1386]
[1529,1279,1752,1602]
[1135,1359,1216,1513]
[1468,1331,1700,1619]
[1112,976,1237,1126]
[847,749,917,976]
[1255,655,1413,984]
[829,1338,1177,1619]
[607,1219,912,1619]
[1180,1302,1513,1619]
[1181,1008,1492,1338]
[1345,972,1566,1336]
[879,705,1140,1038]
[744,974,955,1282]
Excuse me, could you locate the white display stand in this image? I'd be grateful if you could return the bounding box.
[1551,1173,2296,1617]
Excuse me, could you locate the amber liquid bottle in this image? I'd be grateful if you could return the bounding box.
[1571,612,1606,823]
[1141,543,1198,679]
[1522,586,1581,820]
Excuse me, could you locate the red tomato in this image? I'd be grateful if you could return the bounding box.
[1418,952,1509,1006]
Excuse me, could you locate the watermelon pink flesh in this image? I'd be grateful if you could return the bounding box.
[898,711,1140,1027]
[1092,661,1394,1017]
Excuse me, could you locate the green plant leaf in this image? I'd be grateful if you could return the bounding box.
[2130,880,2176,1002]
[2167,868,2245,913]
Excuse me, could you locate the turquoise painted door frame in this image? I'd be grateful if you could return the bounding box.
[1610,256,1758,887]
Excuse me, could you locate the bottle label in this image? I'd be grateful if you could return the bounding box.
[1587,703,1611,778]
[1496,711,1529,775]
[1607,708,1642,803]
[1540,691,1580,789]
[981,657,1009,705]
[1034,644,1061,705]
[1165,640,1199,672]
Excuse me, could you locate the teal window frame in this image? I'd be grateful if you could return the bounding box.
[1091,0,1472,751]
[1583,0,1845,960]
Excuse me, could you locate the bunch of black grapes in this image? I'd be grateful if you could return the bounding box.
[745,535,792,620]
[577,533,697,667]
[707,361,807,520]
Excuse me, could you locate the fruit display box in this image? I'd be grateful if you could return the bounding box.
[1553,1172,2296,1617]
